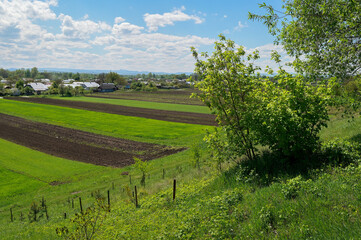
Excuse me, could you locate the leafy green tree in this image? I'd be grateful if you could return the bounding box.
[133,157,152,187]
[0,68,9,78]
[105,72,126,86]
[25,69,31,78]
[74,73,81,81]
[23,86,34,95]
[15,80,24,90]
[31,67,38,79]
[192,35,332,163]
[192,35,261,160]
[249,0,361,81]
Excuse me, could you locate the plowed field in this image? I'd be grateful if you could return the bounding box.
[0,113,184,167]
[6,97,217,126]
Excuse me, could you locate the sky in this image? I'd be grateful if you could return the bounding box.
[0,0,291,73]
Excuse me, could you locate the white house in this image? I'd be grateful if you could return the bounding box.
[80,82,99,90]
[28,82,48,94]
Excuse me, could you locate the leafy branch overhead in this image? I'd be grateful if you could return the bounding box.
[249,0,361,81]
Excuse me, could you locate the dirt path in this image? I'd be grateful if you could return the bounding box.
[5,97,217,126]
[0,113,184,167]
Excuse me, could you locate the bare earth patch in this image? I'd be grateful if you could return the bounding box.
[0,113,185,168]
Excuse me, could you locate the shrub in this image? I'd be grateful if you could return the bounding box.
[321,138,360,166]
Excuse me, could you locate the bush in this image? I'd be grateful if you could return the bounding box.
[192,35,332,166]
[321,138,360,166]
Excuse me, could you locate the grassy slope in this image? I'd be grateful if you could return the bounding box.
[0,99,211,146]
[0,98,212,239]
[49,96,211,114]
[2,94,361,239]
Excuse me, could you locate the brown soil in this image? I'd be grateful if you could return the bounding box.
[6,97,217,126]
[0,113,185,168]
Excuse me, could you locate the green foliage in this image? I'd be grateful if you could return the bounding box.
[27,200,48,222]
[321,138,361,165]
[249,0,361,80]
[105,72,126,86]
[281,175,303,199]
[56,199,109,240]
[15,80,24,89]
[251,73,331,160]
[133,157,152,186]
[191,143,202,169]
[192,34,261,160]
[192,35,331,164]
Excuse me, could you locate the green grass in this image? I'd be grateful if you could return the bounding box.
[88,89,203,105]
[2,95,361,239]
[50,96,211,114]
[0,99,212,146]
[320,114,361,141]
[0,138,104,207]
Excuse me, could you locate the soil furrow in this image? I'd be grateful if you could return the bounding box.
[0,113,184,167]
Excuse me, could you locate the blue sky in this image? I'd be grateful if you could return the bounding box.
[0,0,290,73]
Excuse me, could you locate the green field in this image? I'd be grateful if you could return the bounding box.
[0,99,211,145]
[0,97,211,239]
[2,95,361,239]
[88,89,203,105]
[50,96,211,114]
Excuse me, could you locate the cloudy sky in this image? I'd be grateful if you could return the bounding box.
[0,0,290,73]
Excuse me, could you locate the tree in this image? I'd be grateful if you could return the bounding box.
[74,72,81,81]
[249,0,361,81]
[31,67,38,79]
[192,35,331,163]
[15,80,24,90]
[0,68,9,78]
[133,157,152,187]
[105,72,126,86]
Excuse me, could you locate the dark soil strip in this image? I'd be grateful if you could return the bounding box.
[86,94,205,106]
[0,113,185,168]
[5,97,217,126]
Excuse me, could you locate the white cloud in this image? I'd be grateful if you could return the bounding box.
[112,22,144,36]
[234,21,248,31]
[144,7,204,32]
[58,14,111,39]
[0,0,57,31]
[114,16,125,24]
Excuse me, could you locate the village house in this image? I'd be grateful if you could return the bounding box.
[27,82,49,94]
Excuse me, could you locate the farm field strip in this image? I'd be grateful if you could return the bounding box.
[0,113,184,168]
[0,99,211,145]
[5,97,216,126]
[52,96,211,114]
[90,89,204,106]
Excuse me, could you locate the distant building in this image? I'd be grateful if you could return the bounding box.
[27,83,48,94]
[98,83,117,92]
[63,79,74,84]
[80,82,100,90]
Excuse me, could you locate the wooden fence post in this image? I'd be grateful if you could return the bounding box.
[173,179,176,201]
[79,197,83,213]
[107,190,110,211]
[135,186,138,208]
[162,169,165,179]
[72,198,74,209]
[10,208,13,222]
